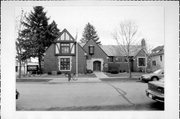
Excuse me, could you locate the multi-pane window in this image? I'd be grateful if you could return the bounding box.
[60,43,70,54]
[138,57,146,67]
[109,56,114,62]
[60,58,70,70]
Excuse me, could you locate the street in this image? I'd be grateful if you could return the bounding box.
[16,79,164,111]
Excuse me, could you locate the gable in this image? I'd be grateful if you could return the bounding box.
[55,29,75,42]
[135,49,147,58]
[83,39,108,58]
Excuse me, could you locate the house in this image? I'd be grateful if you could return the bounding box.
[43,29,148,74]
[150,45,164,71]
[44,29,87,74]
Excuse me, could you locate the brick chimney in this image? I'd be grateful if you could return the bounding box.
[141,38,146,49]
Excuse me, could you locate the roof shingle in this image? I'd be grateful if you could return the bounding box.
[100,45,142,56]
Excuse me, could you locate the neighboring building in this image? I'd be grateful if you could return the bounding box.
[44,29,148,74]
[16,58,39,76]
[150,45,164,71]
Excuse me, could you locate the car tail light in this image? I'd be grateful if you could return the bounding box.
[157,87,164,93]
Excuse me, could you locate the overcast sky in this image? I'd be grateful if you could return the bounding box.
[16,5,164,48]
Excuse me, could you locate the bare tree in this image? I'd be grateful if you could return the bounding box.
[15,10,26,78]
[113,20,139,78]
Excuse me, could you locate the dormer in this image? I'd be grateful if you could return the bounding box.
[54,29,76,56]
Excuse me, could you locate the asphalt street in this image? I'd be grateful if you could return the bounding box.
[16,80,164,111]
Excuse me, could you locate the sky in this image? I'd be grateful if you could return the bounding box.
[15,5,164,49]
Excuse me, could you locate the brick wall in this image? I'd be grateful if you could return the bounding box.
[71,44,86,73]
[44,44,59,73]
[44,43,86,74]
[83,39,108,69]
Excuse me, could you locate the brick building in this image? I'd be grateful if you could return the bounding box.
[43,29,148,74]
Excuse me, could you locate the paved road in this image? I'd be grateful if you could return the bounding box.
[16,80,164,111]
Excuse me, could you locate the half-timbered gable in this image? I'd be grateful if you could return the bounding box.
[54,29,76,56]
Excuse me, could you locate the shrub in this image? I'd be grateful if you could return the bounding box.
[87,69,93,74]
[48,72,52,75]
[57,71,62,75]
[108,63,120,74]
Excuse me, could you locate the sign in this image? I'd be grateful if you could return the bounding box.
[27,65,38,71]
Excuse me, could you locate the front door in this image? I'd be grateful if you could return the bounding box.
[93,61,101,71]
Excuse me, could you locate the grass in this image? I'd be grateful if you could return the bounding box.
[99,77,139,82]
[16,73,96,82]
[16,79,52,82]
[105,72,145,78]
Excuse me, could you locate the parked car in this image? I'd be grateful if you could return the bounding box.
[16,90,20,99]
[146,78,164,103]
[139,69,164,82]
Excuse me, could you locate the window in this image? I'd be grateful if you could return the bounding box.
[109,56,114,62]
[160,55,162,62]
[60,58,70,71]
[60,43,70,54]
[152,60,156,66]
[89,45,94,55]
[138,57,146,67]
[124,58,128,62]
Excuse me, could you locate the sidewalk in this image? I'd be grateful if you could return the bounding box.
[49,77,101,83]
[17,76,102,83]
[94,72,109,78]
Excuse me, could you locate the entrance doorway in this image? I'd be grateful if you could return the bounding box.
[93,61,101,71]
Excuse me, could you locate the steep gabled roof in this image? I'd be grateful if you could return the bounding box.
[83,39,108,56]
[54,28,75,42]
[152,45,164,52]
[100,45,142,56]
[150,45,164,56]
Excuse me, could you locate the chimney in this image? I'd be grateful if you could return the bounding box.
[141,38,146,49]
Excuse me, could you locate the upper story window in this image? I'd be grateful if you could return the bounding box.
[60,43,70,54]
[89,45,94,55]
[160,55,162,62]
[109,56,114,62]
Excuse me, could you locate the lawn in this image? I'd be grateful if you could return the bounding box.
[105,72,145,78]
[16,73,96,79]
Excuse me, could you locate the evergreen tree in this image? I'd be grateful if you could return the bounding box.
[20,6,60,73]
[81,22,101,45]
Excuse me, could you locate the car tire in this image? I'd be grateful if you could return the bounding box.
[151,77,158,81]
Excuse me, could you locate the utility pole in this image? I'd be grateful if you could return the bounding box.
[75,32,78,77]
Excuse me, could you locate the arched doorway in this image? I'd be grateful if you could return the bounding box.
[93,61,101,71]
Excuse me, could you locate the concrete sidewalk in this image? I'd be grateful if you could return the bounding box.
[94,72,109,78]
[49,77,101,83]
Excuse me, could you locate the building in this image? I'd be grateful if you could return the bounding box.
[150,45,164,71]
[16,58,39,76]
[43,29,148,74]
[44,29,86,74]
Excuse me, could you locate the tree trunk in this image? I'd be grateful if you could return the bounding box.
[18,58,22,78]
[38,56,42,74]
[128,58,132,78]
